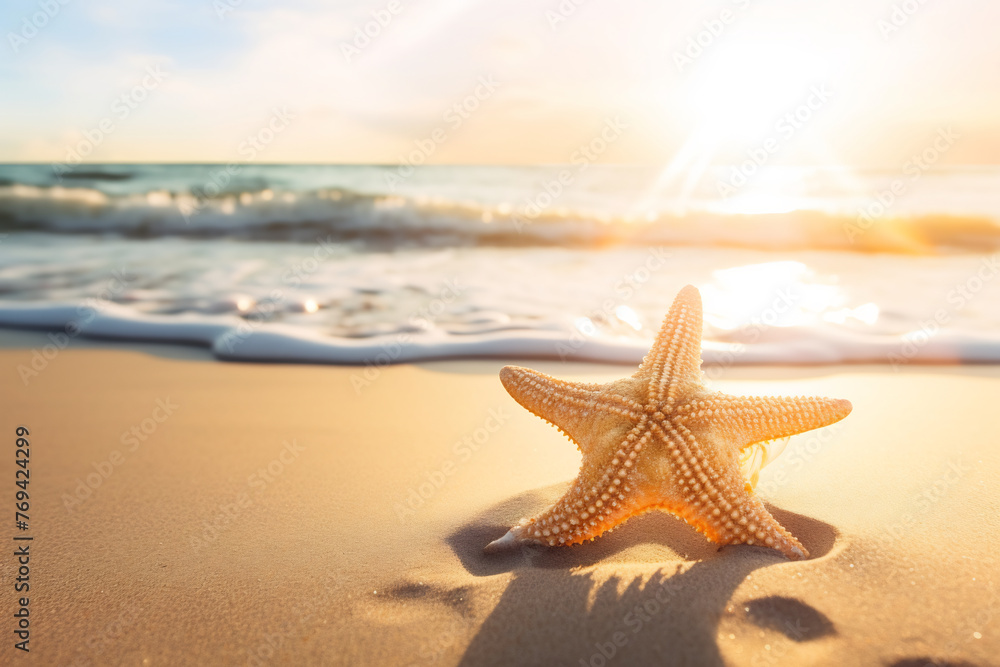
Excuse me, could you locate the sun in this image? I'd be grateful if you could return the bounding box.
[632,34,847,215]
[684,35,839,145]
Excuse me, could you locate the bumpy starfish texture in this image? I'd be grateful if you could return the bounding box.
[485,285,851,560]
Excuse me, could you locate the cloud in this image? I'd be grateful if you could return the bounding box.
[2,0,999,164]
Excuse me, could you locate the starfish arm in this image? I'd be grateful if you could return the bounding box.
[499,365,642,454]
[653,422,809,559]
[486,425,655,550]
[684,492,808,560]
[634,284,705,406]
[485,481,649,551]
[678,394,852,449]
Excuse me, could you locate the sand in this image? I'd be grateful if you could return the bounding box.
[0,333,997,666]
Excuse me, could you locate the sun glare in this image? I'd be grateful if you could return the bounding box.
[699,261,877,332]
[615,305,643,331]
[637,36,846,216]
[686,37,837,144]
[711,191,801,215]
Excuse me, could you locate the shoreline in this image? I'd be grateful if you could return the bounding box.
[4,324,1000,372]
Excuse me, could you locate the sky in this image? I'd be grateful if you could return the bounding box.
[1,0,999,166]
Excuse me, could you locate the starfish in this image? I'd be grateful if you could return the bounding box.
[485,285,851,560]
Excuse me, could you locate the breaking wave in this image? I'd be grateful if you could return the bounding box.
[2,182,999,253]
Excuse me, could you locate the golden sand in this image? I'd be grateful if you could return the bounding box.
[0,339,997,665]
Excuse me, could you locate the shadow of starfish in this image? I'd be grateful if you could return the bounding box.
[447,485,838,666]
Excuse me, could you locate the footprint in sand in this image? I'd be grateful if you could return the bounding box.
[743,595,836,641]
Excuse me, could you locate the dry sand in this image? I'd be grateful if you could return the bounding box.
[0,334,997,666]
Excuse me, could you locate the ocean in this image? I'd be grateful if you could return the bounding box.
[1,163,999,366]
